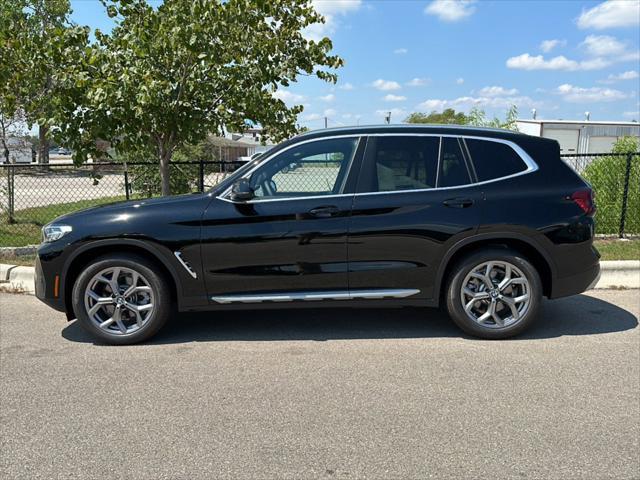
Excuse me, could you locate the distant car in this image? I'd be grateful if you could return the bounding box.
[35,125,600,344]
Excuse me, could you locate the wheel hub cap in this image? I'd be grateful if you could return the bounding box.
[460,260,531,329]
[84,267,155,336]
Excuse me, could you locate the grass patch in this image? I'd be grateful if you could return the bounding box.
[594,239,640,261]
[1,196,128,247]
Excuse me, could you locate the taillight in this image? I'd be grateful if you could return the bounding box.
[570,188,596,216]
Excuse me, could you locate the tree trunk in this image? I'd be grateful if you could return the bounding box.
[38,124,49,164]
[159,149,172,196]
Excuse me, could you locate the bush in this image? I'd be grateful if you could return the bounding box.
[583,137,639,235]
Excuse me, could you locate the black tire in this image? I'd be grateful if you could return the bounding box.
[72,253,171,345]
[445,248,542,339]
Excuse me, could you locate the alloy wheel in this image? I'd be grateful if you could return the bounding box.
[84,267,155,335]
[460,260,531,329]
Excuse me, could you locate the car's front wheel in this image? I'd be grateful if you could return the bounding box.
[72,254,171,344]
[445,248,542,339]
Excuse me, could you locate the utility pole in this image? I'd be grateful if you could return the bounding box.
[385,112,391,124]
[324,116,328,128]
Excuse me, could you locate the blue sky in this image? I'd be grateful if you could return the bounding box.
[70,0,640,129]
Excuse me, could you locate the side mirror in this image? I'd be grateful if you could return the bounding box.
[230,178,255,202]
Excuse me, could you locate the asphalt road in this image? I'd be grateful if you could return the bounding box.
[1,290,639,479]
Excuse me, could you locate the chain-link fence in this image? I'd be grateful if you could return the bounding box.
[562,153,639,237]
[1,154,638,247]
[0,160,243,247]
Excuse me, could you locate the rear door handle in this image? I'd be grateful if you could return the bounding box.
[308,206,340,218]
[443,198,474,208]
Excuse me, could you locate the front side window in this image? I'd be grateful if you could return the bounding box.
[363,136,440,192]
[465,138,528,182]
[249,137,358,198]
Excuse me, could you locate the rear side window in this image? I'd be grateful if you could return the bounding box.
[367,136,440,192]
[466,139,527,182]
[438,137,471,188]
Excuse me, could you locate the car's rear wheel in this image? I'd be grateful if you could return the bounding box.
[445,248,542,339]
[72,254,171,345]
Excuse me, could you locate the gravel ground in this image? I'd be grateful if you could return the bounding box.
[0,290,638,479]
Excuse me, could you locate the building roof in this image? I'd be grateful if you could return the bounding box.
[516,119,639,126]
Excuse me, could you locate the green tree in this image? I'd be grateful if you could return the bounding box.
[584,136,640,235]
[56,0,343,195]
[0,0,85,163]
[404,109,470,125]
[468,105,519,131]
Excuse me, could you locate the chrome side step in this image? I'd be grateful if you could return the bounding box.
[211,289,420,304]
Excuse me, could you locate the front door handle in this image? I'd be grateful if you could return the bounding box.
[443,198,474,208]
[308,206,340,218]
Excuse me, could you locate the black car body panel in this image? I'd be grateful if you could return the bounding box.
[35,125,600,320]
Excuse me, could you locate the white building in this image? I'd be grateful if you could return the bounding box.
[0,137,35,164]
[227,127,275,155]
[515,119,640,154]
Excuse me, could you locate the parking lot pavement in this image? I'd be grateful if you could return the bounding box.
[1,291,638,480]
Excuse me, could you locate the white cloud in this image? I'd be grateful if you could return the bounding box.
[302,113,322,121]
[456,77,465,85]
[323,108,337,117]
[581,34,626,57]
[305,0,362,41]
[338,82,354,91]
[577,0,640,29]
[342,113,362,120]
[319,93,335,102]
[273,90,305,103]
[425,0,476,22]
[505,53,613,71]
[600,70,640,83]
[417,99,449,111]
[384,94,407,102]
[540,39,566,53]
[417,95,539,111]
[622,110,639,118]
[406,77,430,87]
[554,84,628,103]
[371,79,402,91]
[393,48,408,55]
[478,86,519,97]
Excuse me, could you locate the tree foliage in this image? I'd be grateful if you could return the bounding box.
[52,0,343,195]
[0,0,87,163]
[584,136,639,235]
[404,105,519,131]
[404,109,469,125]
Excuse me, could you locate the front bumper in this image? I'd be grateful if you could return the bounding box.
[34,252,66,312]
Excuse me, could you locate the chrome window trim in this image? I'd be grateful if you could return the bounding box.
[216,132,538,203]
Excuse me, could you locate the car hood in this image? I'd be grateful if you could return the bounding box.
[52,193,208,224]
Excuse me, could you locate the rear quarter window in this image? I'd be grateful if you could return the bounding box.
[465,139,528,182]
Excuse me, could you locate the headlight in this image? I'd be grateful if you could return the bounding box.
[42,224,73,243]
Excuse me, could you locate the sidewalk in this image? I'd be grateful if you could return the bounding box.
[2,261,638,295]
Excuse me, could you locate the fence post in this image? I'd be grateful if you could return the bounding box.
[618,153,633,239]
[198,158,205,192]
[7,164,15,224]
[124,169,130,201]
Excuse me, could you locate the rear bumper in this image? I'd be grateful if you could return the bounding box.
[550,261,600,299]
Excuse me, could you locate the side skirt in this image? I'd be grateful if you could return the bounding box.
[211,289,420,304]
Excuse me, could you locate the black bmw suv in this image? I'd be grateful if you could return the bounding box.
[35,125,600,344]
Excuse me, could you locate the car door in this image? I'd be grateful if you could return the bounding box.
[200,136,364,302]
[347,135,483,301]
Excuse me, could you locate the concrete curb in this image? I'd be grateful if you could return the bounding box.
[1,260,638,297]
[596,260,640,289]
